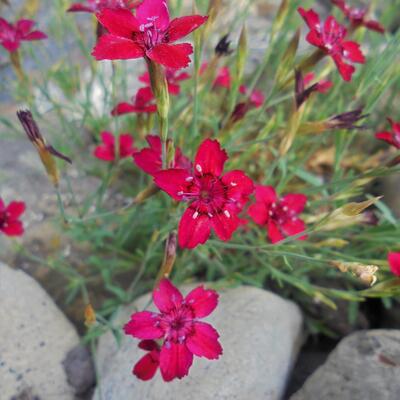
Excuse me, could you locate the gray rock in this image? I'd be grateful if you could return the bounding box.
[94,284,303,400]
[290,330,400,400]
[0,263,80,400]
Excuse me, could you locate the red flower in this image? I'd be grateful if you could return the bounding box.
[139,69,190,96]
[111,86,157,116]
[133,340,161,381]
[68,0,138,13]
[375,118,400,150]
[124,279,222,382]
[133,135,191,176]
[94,131,136,161]
[239,85,265,108]
[304,72,333,93]
[298,7,365,81]
[92,0,208,69]
[154,139,254,248]
[0,198,25,237]
[388,252,400,277]
[331,0,385,33]
[0,18,47,53]
[248,186,307,244]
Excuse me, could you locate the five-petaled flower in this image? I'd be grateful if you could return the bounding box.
[139,69,190,96]
[388,252,400,277]
[92,0,208,69]
[0,198,25,237]
[0,18,47,53]
[133,135,191,176]
[111,86,157,116]
[94,131,136,162]
[331,0,385,34]
[154,139,254,249]
[248,185,307,244]
[68,0,138,13]
[375,118,400,150]
[124,279,222,381]
[298,7,365,81]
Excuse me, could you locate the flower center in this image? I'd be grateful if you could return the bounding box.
[160,305,194,344]
[269,201,296,225]
[0,211,7,229]
[136,17,165,50]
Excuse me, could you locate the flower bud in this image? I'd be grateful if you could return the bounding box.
[17,110,71,187]
[331,261,379,286]
[215,34,233,57]
[84,304,96,328]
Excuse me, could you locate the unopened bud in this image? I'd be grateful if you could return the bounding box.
[17,110,71,187]
[215,34,233,57]
[84,304,96,328]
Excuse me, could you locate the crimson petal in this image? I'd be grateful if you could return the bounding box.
[123,311,163,339]
[159,342,193,382]
[178,208,211,249]
[92,34,144,60]
[186,321,222,360]
[194,139,228,177]
[167,15,208,42]
[185,285,219,318]
[96,8,140,37]
[147,43,193,69]
[153,278,183,313]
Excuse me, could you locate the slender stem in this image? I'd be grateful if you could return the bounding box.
[55,186,68,224]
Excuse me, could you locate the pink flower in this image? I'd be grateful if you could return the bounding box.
[388,252,400,277]
[124,279,222,382]
[154,139,254,248]
[139,69,190,96]
[248,185,307,244]
[0,198,25,237]
[111,86,157,116]
[133,340,161,381]
[239,85,265,108]
[298,7,365,81]
[0,18,47,53]
[133,135,191,176]
[92,0,208,69]
[331,0,385,33]
[375,118,400,150]
[304,72,333,94]
[68,0,138,13]
[93,131,136,161]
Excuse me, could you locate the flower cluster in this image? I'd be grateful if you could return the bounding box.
[0,198,25,237]
[124,279,222,381]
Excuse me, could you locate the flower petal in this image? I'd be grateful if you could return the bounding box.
[248,202,269,226]
[388,252,400,277]
[111,102,137,115]
[123,311,163,339]
[364,20,385,34]
[133,351,159,381]
[281,218,307,240]
[23,30,47,41]
[92,34,144,60]
[159,342,193,382]
[281,193,307,214]
[96,8,140,37]
[222,170,254,211]
[147,43,193,69]
[267,220,284,244]
[1,220,24,236]
[254,185,277,204]
[342,41,365,64]
[68,3,96,12]
[153,278,183,313]
[136,0,170,30]
[211,209,240,241]
[194,139,228,177]
[133,148,162,176]
[375,131,396,147]
[119,134,135,158]
[186,321,222,360]
[332,54,355,81]
[167,15,208,42]
[298,7,321,31]
[185,285,219,318]
[154,168,192,201]
[178,207,211,249]
[6,201,26,219]
[16,19,35,35]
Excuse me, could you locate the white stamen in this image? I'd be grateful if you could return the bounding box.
[224,210,231,218]
[230,182,238,187]
[269,210,274,216]
[177,191,184,196]
[343,50,349,58]
[185,176,194,182]
[195,164,202,173]
[208,213,214,218]
[271,202,277,209]
[192,211,199,219]
[326,43,332,50]
[283,206,289,212]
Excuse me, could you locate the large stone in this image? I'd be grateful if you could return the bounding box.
[94,284,303,400]
[290,330,400,400]
[0,263,80,400]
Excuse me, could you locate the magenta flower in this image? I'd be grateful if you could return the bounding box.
[92,0,208,69]
[68,0,138,13]
[239,85,265,108]
[388,252,400,277]
[298,7,365,81]
[248,185,307,244]
[139,69,190,96]
[93,131,136,162]
[0,198,25,237]
[375,118,400,150]
[331,0,385,33]
[304,72,333,94]
[111,86,157,116]
[154,139,254,249]
[133,135,191,176]
[0,18,47,53]
[124,279,222,382]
